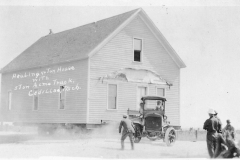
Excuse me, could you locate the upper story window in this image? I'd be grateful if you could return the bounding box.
[59,86,66,109]
[33,88,39,110]
[8,91,12,110]
[108,84,117,110]
[134,38,142,62]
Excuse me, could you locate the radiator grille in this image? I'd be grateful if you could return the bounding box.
[145,116,162,131]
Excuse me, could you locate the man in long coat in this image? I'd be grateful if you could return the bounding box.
[203,109,220,158]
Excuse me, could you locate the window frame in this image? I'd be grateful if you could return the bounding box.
[107,83,118,110]
[133,37,143,63]
[8,90,12,110]
[136,85,149,110]
[32,88,39,111]
[59,85,66,110]
[155,87,166,97]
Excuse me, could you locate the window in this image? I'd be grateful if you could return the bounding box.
[108,84,117,109]
[134,38,142,62]
[137,86,147,110]
[59,86,66,109]
[156,88,165,97]
[8,91,12,110]
[33,88,39,110]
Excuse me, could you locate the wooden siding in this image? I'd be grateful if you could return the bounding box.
[89,81,137,124]
[0,60,88,123]
[89,15,181,126]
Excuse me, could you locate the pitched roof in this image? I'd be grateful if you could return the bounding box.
[1,8,140,73]
[1,8,186,73]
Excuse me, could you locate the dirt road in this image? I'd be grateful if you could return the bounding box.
[0,132,210,159]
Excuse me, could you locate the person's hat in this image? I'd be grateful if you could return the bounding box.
[208,109,215,114]
[214,110,218,115]
[123,114,127,118]
[226,119,231,123]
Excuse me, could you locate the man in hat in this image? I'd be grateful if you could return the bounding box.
[119,114,135,150]
[203,109,220,158]
[214,110,222,133]
[155,100,164,111]
[223,119,235,140]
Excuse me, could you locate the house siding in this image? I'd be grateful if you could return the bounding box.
[0,60,88,123]
[89,15,181,126]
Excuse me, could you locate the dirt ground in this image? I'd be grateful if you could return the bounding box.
[0,131,212,159]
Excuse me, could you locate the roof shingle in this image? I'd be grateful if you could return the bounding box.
[1,8,140,73]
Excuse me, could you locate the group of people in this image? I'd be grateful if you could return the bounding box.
[118,104,240,158]
[139,100,164,114]
[203,109,239,158]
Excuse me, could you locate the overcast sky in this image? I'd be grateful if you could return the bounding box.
[0,0,240,129]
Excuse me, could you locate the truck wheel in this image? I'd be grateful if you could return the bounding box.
[134,136,141,143]
[164,127,176,146]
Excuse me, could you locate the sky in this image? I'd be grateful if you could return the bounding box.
[0,0,240,129]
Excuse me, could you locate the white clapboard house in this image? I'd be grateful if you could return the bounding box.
[0,8,186,130]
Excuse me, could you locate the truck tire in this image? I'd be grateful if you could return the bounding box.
[164,127,176,146]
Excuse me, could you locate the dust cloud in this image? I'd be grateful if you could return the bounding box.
[0,121,121,144]
[90,122,120,139]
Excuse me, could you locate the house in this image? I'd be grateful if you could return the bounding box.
[0,8,186,130]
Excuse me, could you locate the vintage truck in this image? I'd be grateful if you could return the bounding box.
[128,95,177,146]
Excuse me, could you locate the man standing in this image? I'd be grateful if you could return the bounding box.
[214,110,222,133]
[203,109,220,158]
[223,119,235,140]
[119,114,135,150]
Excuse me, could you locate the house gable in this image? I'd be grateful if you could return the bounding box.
[137,10,186,68]
[90,15,181,82]
[88,8,186,69]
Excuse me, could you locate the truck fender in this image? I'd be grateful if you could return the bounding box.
[133,122,142,126]
[163,124,169,128]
